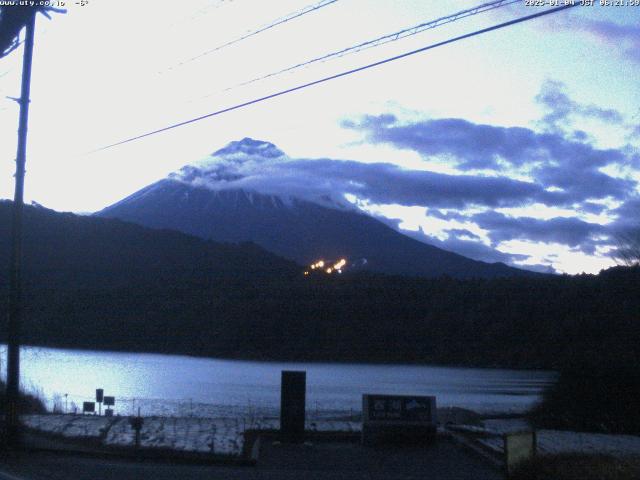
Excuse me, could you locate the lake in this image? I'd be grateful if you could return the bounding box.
[3,346,554,417]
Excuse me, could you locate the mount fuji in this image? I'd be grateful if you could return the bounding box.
[98,138,533,279]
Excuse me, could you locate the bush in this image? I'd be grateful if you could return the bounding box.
[0,382,47,415]
[510,454,640,480]
[530,362,640,434]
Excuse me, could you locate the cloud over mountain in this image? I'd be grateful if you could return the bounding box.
[342,113,635,206]
[175,138,562,210]
[163,76,637,273]
[340,105,638,269]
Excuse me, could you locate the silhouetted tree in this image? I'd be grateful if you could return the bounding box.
[612,227,640,266]
[0,5,63,58]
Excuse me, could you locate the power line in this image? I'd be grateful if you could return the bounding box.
[91,4,578,154]
[166,0,231,30]
[226,0,520,92]
[164,0,339,73]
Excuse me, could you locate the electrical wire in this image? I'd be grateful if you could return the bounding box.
[164,0,339,73]
[91,4,578,154]
[227,0,521,92]
[168,0,229,28]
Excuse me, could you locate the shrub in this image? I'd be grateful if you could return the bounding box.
[510,454,640,480]
[0,382,47,415]
[530,362,640,434]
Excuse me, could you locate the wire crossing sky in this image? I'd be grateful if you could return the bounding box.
[225,0,521,93]
[164,0,339,73]
[92,4,577,153]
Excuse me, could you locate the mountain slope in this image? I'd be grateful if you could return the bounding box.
[0,200,298,292]
[98,139,533,279]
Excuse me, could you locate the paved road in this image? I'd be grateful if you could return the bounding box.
[0,438,503,480]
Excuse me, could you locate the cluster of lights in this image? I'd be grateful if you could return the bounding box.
[310,260,325,270]
[304,258,347,276]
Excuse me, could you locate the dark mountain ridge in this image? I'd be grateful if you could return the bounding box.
[0,200,298,291]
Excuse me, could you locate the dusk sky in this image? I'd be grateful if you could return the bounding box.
[0,0,638,274]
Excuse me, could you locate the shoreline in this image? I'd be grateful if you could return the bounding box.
[2,342,559,372]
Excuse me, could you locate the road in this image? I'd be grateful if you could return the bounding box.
[0,438,503,480]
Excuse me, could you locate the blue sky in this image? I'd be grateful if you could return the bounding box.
[0,0,638,274]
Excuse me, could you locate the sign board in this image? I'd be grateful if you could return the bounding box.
[103,396,115,406]
[82,401,95,413]
[362,394,437,445]
[96,389,104,403]
[105,409,114,417]
[280,370,306,442]
[363,394,436,423]
[504,431,536,475]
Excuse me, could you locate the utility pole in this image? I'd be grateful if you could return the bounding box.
[6,8,37,448]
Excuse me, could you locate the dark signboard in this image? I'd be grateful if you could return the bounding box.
[280,370,306,441]
[103,396,115,406]
[363,394,436,423]
[96,389,104,403]
[362,394,437,445]
[83,401,95,413]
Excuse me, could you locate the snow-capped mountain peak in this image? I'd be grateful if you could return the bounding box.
[210,137,285,159]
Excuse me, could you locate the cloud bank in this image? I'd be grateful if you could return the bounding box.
[172,83,638,273]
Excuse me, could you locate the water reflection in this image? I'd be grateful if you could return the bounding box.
[3,345,555,416]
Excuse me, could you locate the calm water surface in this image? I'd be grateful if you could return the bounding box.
[3,346,554,417]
